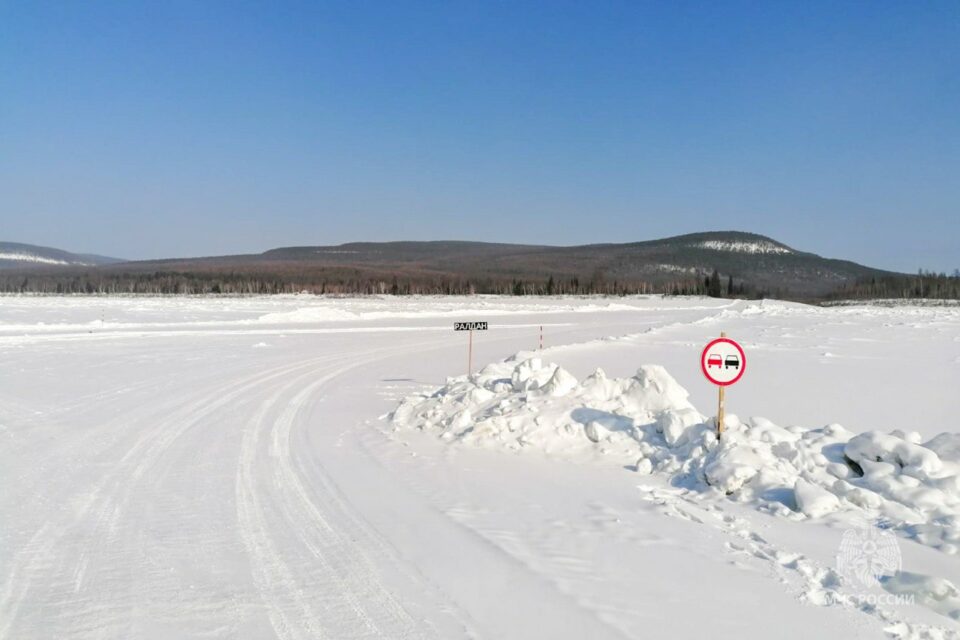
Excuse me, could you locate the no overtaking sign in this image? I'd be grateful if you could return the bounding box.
[700,337,746,386]
[700,334,746,439]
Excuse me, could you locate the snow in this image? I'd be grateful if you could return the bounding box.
[392,359,704,460]
[883,573,960,620]
[393,351,960,554]
[649,263,699,274]
[1,294,959,639]
[0,251,78,265]
[696,240,792,254]
[794,478,841,518]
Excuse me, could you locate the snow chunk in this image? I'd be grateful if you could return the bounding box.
[704,445,763,494]
[794,478,841,518]
[511,357,557,392]
[622,365,699,416]
[540,366,578,397]
[845,432,943,478]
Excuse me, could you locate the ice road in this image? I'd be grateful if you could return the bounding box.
[1,295,958,639]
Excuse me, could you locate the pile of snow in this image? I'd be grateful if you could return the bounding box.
[695,240,792,254]
[392,354,960,554]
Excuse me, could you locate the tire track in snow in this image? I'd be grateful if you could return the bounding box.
[236,348,436,640]
[0,353,353,639]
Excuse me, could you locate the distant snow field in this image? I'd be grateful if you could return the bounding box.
[0,294,958,639]
[696,239,793,254]
[0,251,76,265]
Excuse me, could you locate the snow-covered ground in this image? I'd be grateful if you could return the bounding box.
[1,294,958,639]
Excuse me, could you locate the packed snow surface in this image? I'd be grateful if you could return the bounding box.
[1,294,959,639]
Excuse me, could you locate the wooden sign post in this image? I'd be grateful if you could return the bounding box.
[454,321,488,376]
[700,332,747,439]
[717,332,727,436]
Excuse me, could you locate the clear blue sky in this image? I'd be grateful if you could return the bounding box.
[1,1,957,272]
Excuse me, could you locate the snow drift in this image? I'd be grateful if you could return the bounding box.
[392,354,960,555]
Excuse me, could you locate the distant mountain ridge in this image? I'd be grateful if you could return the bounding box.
[0,242,121,268]
[243,231,895,296]
[0,232,908,298]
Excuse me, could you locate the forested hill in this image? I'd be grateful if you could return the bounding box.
[1,232,956,301]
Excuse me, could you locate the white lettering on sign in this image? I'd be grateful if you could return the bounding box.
[454,321,488,331]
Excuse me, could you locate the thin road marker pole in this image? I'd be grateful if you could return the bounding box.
[468,328,473,376]
[539,325,543,351]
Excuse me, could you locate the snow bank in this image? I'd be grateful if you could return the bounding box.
[392,354,960,554]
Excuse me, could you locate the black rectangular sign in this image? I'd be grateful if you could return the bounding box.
[454,321,488,331]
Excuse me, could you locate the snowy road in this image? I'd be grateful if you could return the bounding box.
[1,295,959,639]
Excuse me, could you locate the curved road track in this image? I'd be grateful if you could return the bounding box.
[0,310,658,640]
[1,340,450,639]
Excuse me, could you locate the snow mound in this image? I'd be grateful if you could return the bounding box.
[392,355,960,554]
[392,353,704,460]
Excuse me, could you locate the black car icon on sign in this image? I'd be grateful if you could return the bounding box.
[724,355,740,370]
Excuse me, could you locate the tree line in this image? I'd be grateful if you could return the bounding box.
[825,270,960,301]
[0,266,766,298]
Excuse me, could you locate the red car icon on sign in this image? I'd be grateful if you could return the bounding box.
[707,354,722,369]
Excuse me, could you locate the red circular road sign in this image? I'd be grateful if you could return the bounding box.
[701,337,746,386]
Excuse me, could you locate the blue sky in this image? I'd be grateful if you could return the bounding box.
[1,1,957,272]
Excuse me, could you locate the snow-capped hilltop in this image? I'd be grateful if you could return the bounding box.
[0,251,75,266]
[695,239,793,254]
[0,242,121,269]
